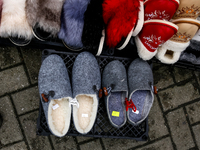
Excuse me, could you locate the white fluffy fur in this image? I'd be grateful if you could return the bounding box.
[135,36,157,60]
[132,0,144,36]
[73,94,98,134]
[0,0,33,39]
[48,97,71,137]
[156,40,190,64]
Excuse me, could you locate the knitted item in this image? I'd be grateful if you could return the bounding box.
[58,0,90,49]
[0,0,33,39]
[102,0,142,48]
[82,0,104,50]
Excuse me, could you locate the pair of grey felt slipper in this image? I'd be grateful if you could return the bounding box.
[102,59,154,128]
[38,52,101,137]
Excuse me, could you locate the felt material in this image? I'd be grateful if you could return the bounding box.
[102,60,128,128]
[102,0,141,48]
[82,0,104,50]
[108,92,126,127]
[0,0,33,39]
[72,52,101,134]
[58,0,90,49]
[0,0,3,25]
[180,52,200,65]
[127,58,154,125]
[38,54,72,137]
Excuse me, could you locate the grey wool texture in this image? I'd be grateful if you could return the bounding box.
[38,54,72,135]
[102,60,128,128]
[127,58,154,125]
[72,51,101,98]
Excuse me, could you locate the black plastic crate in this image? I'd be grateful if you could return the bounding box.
[37,49,149,141]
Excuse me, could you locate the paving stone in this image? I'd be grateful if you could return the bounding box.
[0,66,29,96]
[12,86,40,115]
[19,111,52,150]
[166,108,194,150]
[0,47,22,69]
[153,65,174,89]
[0,141,28,150]
[192,124,200,148]
[102,138,146,150]
[0,96,23,146]
[21,48,42,84]
[194,71,200,85]
[186,101,200,124]
[77,136,93,143]
[80,140,102,150]
[148,97,168,140]
[50,135,77,150]
[159,81,199,111]
[173,67,193,82]
[135,137,173,150]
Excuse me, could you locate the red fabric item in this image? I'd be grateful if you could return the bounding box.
[144,0,179,21]
[139,21,178,52]
[125,98,137,112]
[102,0,142,48]
[0,0,3,25]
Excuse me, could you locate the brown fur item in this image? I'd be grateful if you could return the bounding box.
[26,0,65,37]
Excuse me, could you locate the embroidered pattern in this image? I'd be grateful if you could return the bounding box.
[174,5,200,18]
[145,10,170,20]
[171,32,192,42]
[143,35,165,50]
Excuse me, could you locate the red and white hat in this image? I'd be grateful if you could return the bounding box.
[144,0,179,21]
[135,19,178,60]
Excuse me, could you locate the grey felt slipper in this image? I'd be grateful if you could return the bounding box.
[127,58,154,126]
[38,54,72,137]
[72,52,101,134]
[102,60,128,128]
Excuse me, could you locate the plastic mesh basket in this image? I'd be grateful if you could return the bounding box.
[37,49,149,141]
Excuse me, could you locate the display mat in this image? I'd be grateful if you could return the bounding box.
[37,49,149,141]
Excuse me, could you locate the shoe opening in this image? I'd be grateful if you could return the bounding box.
[165,50,174,59]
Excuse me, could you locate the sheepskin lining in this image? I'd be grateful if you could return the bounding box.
[48,97,71,137]
[165,50,174,59]
[73,94,98,134]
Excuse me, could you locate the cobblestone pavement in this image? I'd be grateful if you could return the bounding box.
[0,47,200,150]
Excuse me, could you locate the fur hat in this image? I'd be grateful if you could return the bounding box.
[58,0,90,50]
[26,0,65,39]
[0,0,33,39]
[81,0,104,50]
[102,0,142,48]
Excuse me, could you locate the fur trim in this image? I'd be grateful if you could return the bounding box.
[82,0,104,50]
[156,46,181,64]
[135,36,157,60]
[156,40,190,64]
[58,0,90,49]
[0,0,3,25]
[159,40,190,52]
[25,0,39,27]
[37,0,65,37]
[0,0,33,39]
[102,0,142,48]
[48,97,71,137]
[73,94,98,134]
